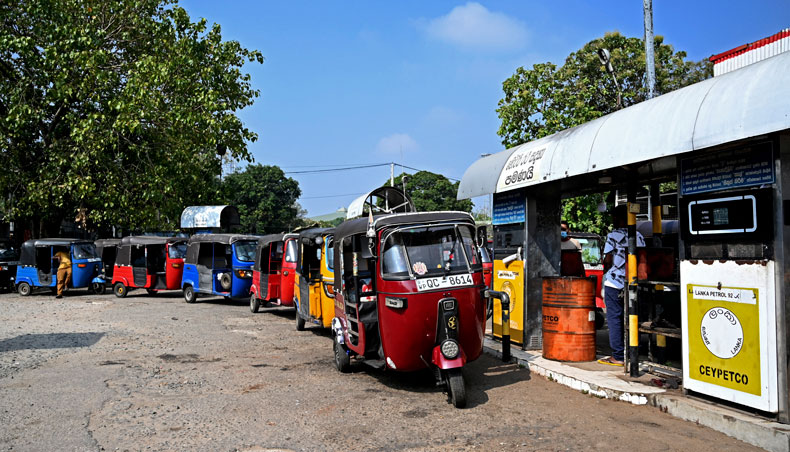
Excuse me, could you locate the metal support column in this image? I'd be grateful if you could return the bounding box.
[627,187,640,377]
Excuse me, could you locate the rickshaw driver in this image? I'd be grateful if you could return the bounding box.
[54,248,72,299]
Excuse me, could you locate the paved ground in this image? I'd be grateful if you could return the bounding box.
[0,289,763,452]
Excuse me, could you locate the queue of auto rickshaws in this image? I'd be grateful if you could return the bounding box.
[11,190,493,407]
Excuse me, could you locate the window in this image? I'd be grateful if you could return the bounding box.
[197,243,214,267]
[234,241,256,262]
[168,243,187,259]
[577,238,602,265]
[73,243,98,259]
[325,237,334,271]
[381,225,471,279]
[285,239,298,263]
[459,225,482,270]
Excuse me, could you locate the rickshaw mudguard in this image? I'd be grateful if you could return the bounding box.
[431,346,467,370]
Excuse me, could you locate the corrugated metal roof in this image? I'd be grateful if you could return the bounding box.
[457,51,790,200]
[711,28,790,76]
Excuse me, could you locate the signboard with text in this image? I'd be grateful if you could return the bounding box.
[680,144,774,195]
[492,191,526,225]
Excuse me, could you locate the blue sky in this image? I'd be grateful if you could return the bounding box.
[179,0,789,217]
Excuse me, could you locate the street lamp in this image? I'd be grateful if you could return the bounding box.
[597,48,622,110]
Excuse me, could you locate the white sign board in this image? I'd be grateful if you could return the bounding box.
[496,146,548,193]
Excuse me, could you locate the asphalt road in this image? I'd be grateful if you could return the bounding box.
[0,288,761,452]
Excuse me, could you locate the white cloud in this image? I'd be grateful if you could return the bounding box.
[375,133,418,154]
[423,2,527,52]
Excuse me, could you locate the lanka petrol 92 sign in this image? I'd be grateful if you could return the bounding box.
[687,284,761,396]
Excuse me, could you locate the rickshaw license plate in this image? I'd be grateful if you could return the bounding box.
[415,274,473,292]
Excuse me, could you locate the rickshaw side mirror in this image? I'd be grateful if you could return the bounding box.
[315,237,323,246]
[476,225,487,248]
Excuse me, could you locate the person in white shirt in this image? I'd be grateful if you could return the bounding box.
[598,205,645,366]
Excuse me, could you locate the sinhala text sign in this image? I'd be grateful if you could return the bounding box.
[496,146,547,193]
[680,260,778,411]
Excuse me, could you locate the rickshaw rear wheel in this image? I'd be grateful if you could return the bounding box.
[183,285,196,304]
[446,369,467,408]
[333,338,351,373]
[17,282,30,297]
[250,294,260,313]
[296,311,305,331]
[146,289,157,296]
[113,283,128,298]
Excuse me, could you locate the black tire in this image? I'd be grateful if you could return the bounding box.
[295,309,305,331]
[50,287,58,295]
[250,294,260,313]
[447,369,467,408]
[146,289,157,296]
[595,309,605,330]
[17,282,31,297]
[91,283,106,295]
[113,282,128,298]
[219,273,232,290]
[333,337,351,373]
[183,285,196,304]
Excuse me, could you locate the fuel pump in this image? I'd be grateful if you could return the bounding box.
[680,186,778,411]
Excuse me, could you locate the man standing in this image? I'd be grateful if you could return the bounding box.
[598,205,644,366]
[54,249,71,299]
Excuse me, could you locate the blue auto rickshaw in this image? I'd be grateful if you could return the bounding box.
[181,234,258,303]
[15,238,105,296]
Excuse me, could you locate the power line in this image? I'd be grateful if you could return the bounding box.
[281,162,390,169]
[300,192,366,200]
[284,163,390,175]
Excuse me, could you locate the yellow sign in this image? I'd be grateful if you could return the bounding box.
[492,259,523,344]
[687,284,761,396]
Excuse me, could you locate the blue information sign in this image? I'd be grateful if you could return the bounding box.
[493,191,526,225]
[680,145,774,195]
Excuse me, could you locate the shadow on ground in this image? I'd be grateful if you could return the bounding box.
[0,332,105,352]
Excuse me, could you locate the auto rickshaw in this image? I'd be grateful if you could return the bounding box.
[292,228,335,330]
[331,211,486,408]
[94,238,121,282]
[111,236,188,297]
[249,233,297,312]
[0,239,19,292]
[15,238,105,296]
[181,233,258,303]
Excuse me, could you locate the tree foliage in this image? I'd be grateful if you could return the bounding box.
[497,32,712,235]
[0,0,263,235]
[222,164,301,234]
[384,171,473,213]
[497,32,712,147]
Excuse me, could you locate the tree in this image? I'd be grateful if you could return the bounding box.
[221,164,301,234]
[497,32,712,147]
[496,32,712,235]
[0,0,263,236]
[384,171,473,213]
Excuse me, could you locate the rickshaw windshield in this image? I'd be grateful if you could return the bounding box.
[285,240,298,263]
[381,225,471,279]
[168,243,187,259]
[73,243,98,259]
[325,238,334,271]
[234,241,257,262]
[577,238,602,265]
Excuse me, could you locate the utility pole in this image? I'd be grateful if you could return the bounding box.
[390,162,395,187]
[643,0,656,99]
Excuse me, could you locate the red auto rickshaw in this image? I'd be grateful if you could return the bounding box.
[331,211,486,408]
[249,233,298,312]
[111,236,187,297]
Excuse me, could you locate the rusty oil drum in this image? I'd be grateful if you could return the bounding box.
[542,276,596,362]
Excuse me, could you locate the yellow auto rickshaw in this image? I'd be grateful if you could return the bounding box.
[294,227,335,330]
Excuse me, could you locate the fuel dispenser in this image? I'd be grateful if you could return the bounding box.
[491,191,526,344]
[679,144,780,412]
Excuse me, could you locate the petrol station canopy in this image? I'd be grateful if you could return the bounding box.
[457,51,790,200]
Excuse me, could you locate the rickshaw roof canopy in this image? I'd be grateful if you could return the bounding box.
[187,233,259,245]
[335,211,475,240]
[120,236,187,246]
[94,239,121,248]
[296,227,334,240]
[180,205,240,229]
[347,186,416,219]
[22,238,93,247]
[458,51,790,199]
[255,233,297,248]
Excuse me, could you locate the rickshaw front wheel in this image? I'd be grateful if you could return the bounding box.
[113,283,127,298]
[91,283,105,295]
[446,368,467,408]
[183,285,196,304]
[250,294,260,313]
[17,282,31,297]
[295,311,306,331]
[333,337,351,373]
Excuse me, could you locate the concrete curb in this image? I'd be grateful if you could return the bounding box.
[483,338,790,452]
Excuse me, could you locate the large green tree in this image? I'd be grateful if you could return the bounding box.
[384,171,473,213]
[221,164,301,234]
[0,0,263,236]
[496,32,712,235]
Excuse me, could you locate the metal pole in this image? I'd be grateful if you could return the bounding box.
[485,290,511,362]
[643,0,656,99]
[627,187,639,377]
[650,182,666,363]
[390,163,395,187]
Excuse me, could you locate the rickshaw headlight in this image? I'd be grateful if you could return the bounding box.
[440,340,459,359]
[235,269,252,279]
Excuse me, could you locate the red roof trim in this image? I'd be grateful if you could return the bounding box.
[710,28,790,63]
